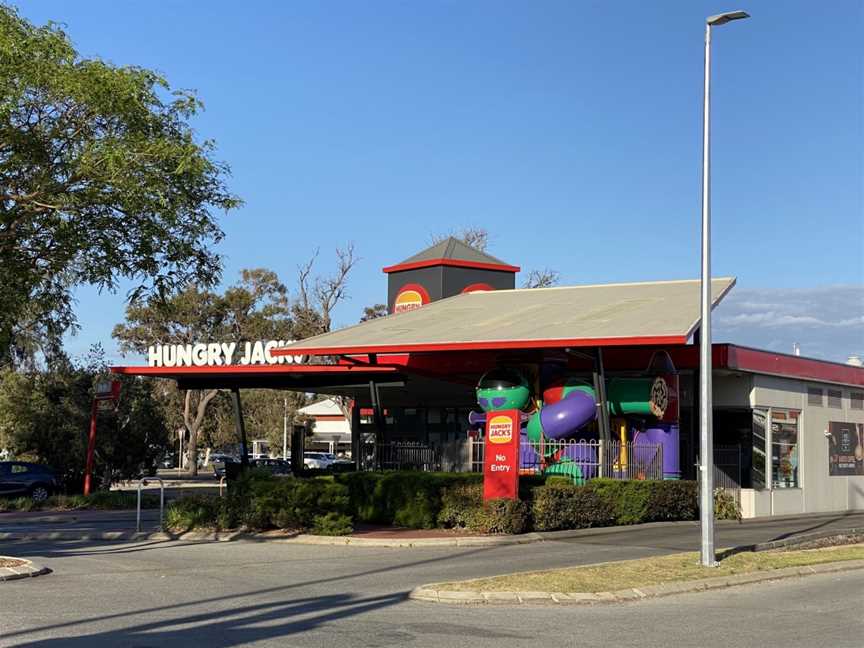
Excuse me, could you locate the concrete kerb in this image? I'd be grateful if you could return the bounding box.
[408,559,864,606]
[0,557,52,582]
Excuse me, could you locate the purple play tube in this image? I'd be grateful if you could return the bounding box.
[538,390,596,440]
[559,443,599,479]
[637,424,680,479]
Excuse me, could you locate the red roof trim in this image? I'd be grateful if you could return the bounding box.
[111,365,398,376]
[272,335,688,357]
[726,345,864,387]
[382,258,521,274]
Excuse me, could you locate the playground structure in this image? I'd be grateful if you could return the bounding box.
[472,354,680,484]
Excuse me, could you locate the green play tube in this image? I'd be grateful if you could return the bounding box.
[543,461,584,485]
[606,378,657,417]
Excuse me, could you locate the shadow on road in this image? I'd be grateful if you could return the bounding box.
[1,542,488,644]
[17,590,409,647]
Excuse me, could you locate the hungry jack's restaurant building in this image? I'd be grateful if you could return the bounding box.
[115,238,864,519]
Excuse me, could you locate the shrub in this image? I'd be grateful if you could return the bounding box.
[588,479,698,525]
[437,483,484,529]
[530,483,615,531]
[475,498,529,534]
[230,473,351,533]
[336,471,482,529]
[436,484,528,534]
[165,495,224,531]
[312,512,354,536]
[714,488,742,521]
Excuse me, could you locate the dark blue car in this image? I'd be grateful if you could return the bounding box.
[0,462,59,502]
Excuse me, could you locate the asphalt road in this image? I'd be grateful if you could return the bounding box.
[1,512,863,647]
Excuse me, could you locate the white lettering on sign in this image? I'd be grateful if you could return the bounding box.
[490,464,511,472]
[146,341,308,367]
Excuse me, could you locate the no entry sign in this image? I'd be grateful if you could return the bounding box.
[482,409,520,501]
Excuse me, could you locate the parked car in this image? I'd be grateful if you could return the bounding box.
[303,452,335,470]
[250,458,292,476]
[0,462,59,502]
[211,454,239,478]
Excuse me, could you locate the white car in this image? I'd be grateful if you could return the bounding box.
[303,452,335,470]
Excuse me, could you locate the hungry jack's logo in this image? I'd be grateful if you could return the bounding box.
[488,415,514,444]
[393,285,429,313]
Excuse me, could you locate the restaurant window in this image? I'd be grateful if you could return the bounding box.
[807,387,823,406]
[851,392,864,410]
[827,390,842,408]
[771,409,799,488]
[751,408,767,490]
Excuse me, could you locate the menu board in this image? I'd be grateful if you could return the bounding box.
[827,421,864,476]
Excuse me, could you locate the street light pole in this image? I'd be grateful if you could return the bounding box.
[700,10,749,568]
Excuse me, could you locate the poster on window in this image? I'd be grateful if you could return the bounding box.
[827,421,864,476]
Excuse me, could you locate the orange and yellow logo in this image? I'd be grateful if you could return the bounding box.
[394,289,425,314]
[488,415,513,444]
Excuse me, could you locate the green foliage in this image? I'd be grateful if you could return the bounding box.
[437,483,484,529]
[588,479,699,525]
[165,495,227,532]
[436,484,527,534]
[0,5,240,364]
[529,483,615,531]
[224,471,351,533]
[714,488,742,521]
[0,490,159,511]
[335,471,482,529]
[311,512,354,536]
[474,498,529,534]
[0,347,169,491]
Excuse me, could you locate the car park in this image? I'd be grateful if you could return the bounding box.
[303,452,335,470]
[0,462,59,502]
[211,454,239,478]
[250,458,291,476]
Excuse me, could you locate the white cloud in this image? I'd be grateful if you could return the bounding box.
[713,285,864,363]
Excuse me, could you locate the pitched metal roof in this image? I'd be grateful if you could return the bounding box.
[276,277,737,356]
[383,237,519,273]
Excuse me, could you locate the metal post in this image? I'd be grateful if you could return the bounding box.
[231,388,249,468]
[83,399,98,496]
[283,396,288,461]
[699,19,716,568]
[351,402,362,471]
[137,478,165,532]
[699,8,750,567]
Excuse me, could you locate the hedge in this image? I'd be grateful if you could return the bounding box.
[166,472,352,535]
[334,471,482,529]
[438,479,705,533]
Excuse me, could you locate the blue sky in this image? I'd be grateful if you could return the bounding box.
[16,1,863,363]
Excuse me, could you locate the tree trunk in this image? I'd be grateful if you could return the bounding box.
[182,389,220,476]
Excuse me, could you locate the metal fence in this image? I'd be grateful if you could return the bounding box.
[470,438,664,481]
[713,444,743,506]
[362,441,442,472]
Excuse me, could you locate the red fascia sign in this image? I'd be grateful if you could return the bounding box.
[482,409,520,501]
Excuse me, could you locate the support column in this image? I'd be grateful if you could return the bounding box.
[369,381,386,470]
[231,388,249,468]
[351,401,362,471]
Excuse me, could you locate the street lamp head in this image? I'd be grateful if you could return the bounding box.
[707,10,750,26]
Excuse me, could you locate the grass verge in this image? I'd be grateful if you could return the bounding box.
[0,491,160,512]
[435,544,864,593]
